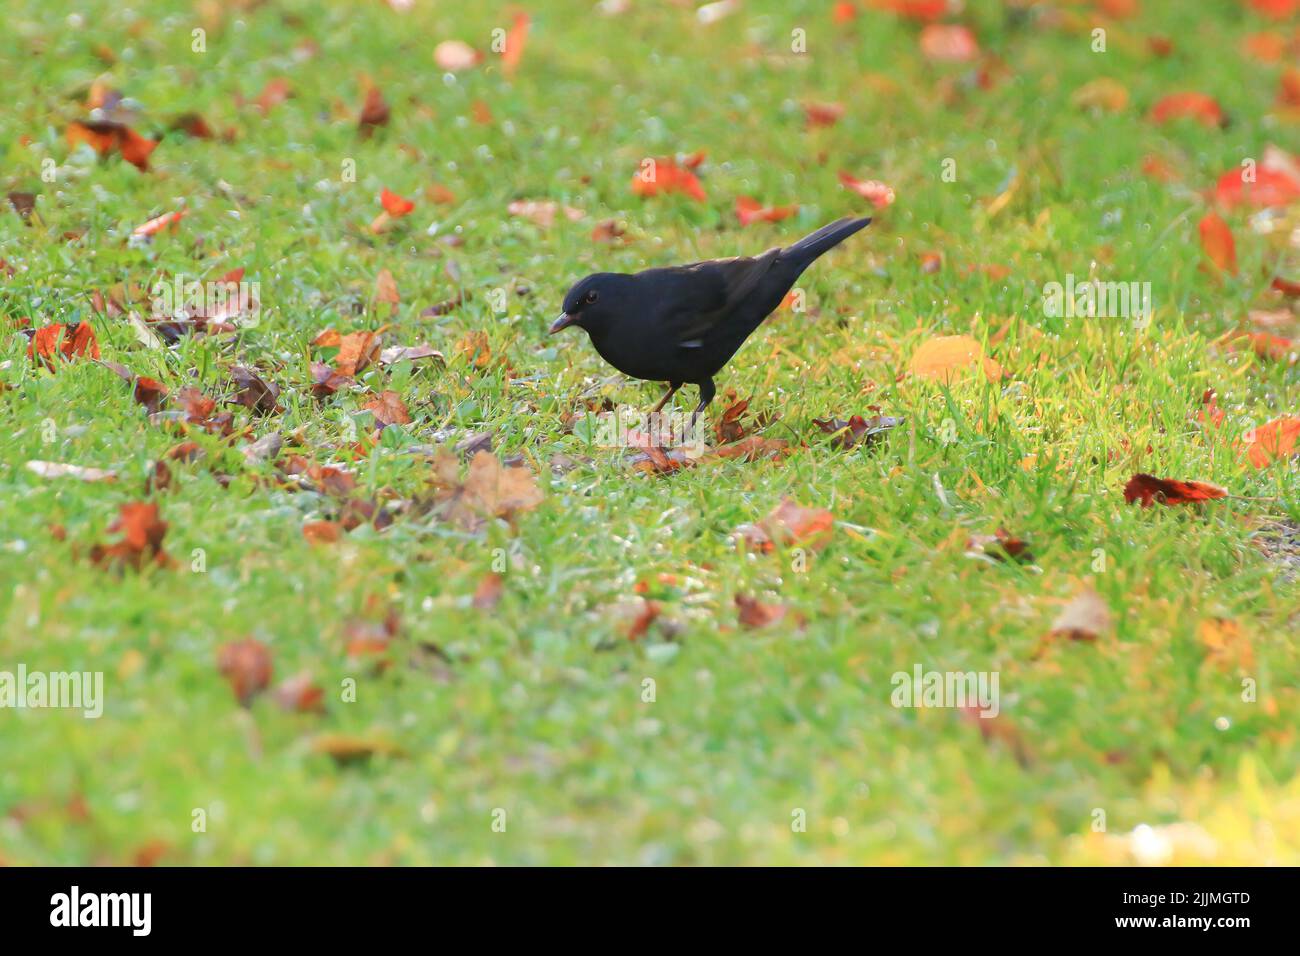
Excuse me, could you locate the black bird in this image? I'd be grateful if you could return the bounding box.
[550,216,872,424]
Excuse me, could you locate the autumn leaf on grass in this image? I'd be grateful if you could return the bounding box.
[1149,92,1226,128]
[472,572,505,610]
[90,502,171,571]
[380,344,444,366]
[501,12,530,77]
[1239,416,1300,468]
[1072,78,1128,113]
[311,362,351,399]
[228,366,281,415]
[456,330,493,368]
[371,189,414,233]
[357,85,390,137]
[131,209,186,238]
[735,196,798,226]
[330,330,382,377]
[812,414,903,450]
[803,101,845,128]
[1123,473,1228,507]
[66,120,159,171]
[8,191,36,222]
[1214,165,1300,209]
[302,520,344,545]
[428,451,543,532]
[631,156,707,202]
[966,527,1034,564]
[1198,212,1237,275]
[626,599,661,641]
[1199,618,1254,674]
[507,199,585,228]
[839,171,895,208]
[28,322,99,369]
[311,733,405,766]
[26,461,116,483]
[735,594,801,630]
[275,673,326,714]
[250,78,292,114]
[919,23,979,62]
[216,638,272,706]
[909,334,1003,382]
[1048,585,1112,642]
[435,40,482,71]
[363,390,411,427]
[735,497,834,553]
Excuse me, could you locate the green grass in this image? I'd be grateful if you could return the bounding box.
[1,0,1298,865]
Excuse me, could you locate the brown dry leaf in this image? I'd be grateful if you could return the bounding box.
[429,450,544,531]
[735,594,791,629]
[380,345,444,366]
[334,331,381,377]
[310,733,405,765]
[812,414,904,450]
[358,85,390,137]
[216,637,273,705]
[274,673,326,713]
[363,390,411,426]
[457,330,492,368]
[626,599,661,641]
[1048,586,1112,641]
[310,362,351,399]
[910,334,1003,382]
[90,502,171,571]
[228,366,281,415]
[736,497,834,553]
[966,527,1034,564]
[375,269,400,312]
[472,572,504,610]
[302,521,343,544]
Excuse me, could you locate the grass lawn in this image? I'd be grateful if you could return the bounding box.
[1,0,1298,865]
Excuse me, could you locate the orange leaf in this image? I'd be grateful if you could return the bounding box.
[909,334,1003,382]
[1239,416,1300,468]
[1197,212,1236,275]
[502,12,530,77]
[216,638,273,705]
[27,322,100,368]
[838,171,895,208]
[919,24,979,62]
[132,209,186,237]
[1214,166,1300,209]
[1149,92,1225,128]
[735,196,798,226]
[631,158,706,202]
[380,187,414,217]
[1122,473,1228,507]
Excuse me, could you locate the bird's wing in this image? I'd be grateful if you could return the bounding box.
[657,249,782,347]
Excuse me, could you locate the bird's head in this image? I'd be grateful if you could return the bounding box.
[550,273,627,336]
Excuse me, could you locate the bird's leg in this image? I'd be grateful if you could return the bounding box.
[688,379,716,433]
[650,382,681,415]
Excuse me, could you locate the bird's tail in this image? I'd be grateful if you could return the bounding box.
[781,216,872,266]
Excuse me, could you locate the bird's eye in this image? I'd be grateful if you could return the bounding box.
[584,290,599,305]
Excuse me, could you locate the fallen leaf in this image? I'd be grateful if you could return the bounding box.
[1048,586,1112,641]
[472,572,504,609]
[1122,473,1228,507]
[631,157,707,202]
[735,196,799,226]
[380,188,414,217]
[275,673,326,713]
[363,390,411,426]
[358,85,390,136]
[434,40,481,72]
[803,101,845,128]
[26,460,116,483]
[507,199,585,227]
[228,366,281,415]
[1149,92,1225,127]
[311,733,404,765]
[735,593,790,629]
[502,12,530,77]
[919,24,979,63]
[302,521,343,544]
[626,599,661,640]
[909,334,1003,382]
[736,497,834,552]
[1239,416,1300,468]
[839,171,895,208]
[1198,212,1237,275]
[1199,618,1254,673]
[428,451,544,531]
[1073,78,1129,113]
[90,502,170,570]
[28,322,100,369]
[132,209,186,238]
[812,414,903,450]
[334,331,381,377]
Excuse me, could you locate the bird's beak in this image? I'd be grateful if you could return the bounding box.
[549,312,577,334]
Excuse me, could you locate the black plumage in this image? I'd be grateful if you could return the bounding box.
[550,216,872,422]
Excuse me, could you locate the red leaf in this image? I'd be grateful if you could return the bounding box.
[1122,474,1228,507]
[631,157,706,202]
[839,171,895,208]
[217,638,273,705]
[502,12,530,77]
[1214,166,1300,209]
[1149,92,1225,128]
[1239,416,1300,468]
[380,187,415,217]
[735,195,798,226]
